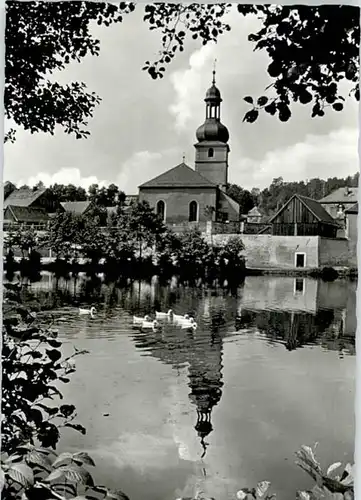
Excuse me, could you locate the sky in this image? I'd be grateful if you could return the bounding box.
[4,4,359,194]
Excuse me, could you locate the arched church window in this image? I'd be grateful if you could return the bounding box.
[189,201,198,222]
[208,148,214,158]
[156,200,166,222]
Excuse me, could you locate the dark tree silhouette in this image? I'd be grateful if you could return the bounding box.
[5,3,359,143]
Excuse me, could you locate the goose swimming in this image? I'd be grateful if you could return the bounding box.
[155,309,173,320]
[141,319,159,330]
[79,306,96,318]
[181,318,197,330]
[133,314,151,326]
[173,313,190,324]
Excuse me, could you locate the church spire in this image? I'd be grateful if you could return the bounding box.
[212,59,217,85]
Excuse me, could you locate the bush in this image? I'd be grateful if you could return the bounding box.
[1,282,130,500]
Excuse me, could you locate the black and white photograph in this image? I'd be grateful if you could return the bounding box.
[1,3,358,500]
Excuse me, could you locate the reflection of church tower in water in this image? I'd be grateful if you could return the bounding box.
[188,336,223,458]
[187,310,225,458]
[131,289,227,459]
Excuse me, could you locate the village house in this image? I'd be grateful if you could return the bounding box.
[138,70,240,232]
[246,206,262,224]
[319,186,358,222]
[60,200,94,216]
[266,194,340,238]
[3,186,60,229]
[345,202,358,244]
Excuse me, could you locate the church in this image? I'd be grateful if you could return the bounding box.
[138,71,240,227]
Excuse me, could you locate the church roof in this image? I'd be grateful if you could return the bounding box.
[139,162,216,189]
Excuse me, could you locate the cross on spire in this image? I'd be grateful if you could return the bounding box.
[212,59,217,85]
[182,152,186,163]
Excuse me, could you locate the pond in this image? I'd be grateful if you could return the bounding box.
[10,272,356,500]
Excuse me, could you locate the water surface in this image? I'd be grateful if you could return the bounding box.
[12,273,356,500]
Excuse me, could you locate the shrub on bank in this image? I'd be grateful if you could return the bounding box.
[5,205,247,283]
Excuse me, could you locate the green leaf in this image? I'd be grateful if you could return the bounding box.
[0,469,5,491]
[59,465,94,486]
[299,90,313,104]
[26,450,52,471]
[257,96,268,106]
[244,96,253,104]
[243,109,259,123]
[326,462,342,477]
[65,423,86,435]
[52,452,73,468]
[256,481,271,498]
[236,490,249,500]
[332,102,344,111]
[45,348,62,363]
[7,463,34,488]
[297,492,311,500]
[73,451,96,466]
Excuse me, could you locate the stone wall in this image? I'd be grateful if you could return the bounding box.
[206,234,320,269]
[319,237,357,267]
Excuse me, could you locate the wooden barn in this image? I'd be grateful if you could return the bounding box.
[267,194,340,238]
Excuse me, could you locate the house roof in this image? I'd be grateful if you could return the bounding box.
[319,187,358,204]
[219,190,240,215]
[248,206,262,217]
[4,187,47,208]
[345,203,358,214]
[269,194,338,225]
[139,162,216,189]
[60,201,92,214]
[5,205,49,223]
[124,195,138,205]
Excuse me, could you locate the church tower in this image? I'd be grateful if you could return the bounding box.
[194,68,230,190]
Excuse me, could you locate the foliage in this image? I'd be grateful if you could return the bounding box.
[6,3,359,144]
[2,283,87,455]
[231,445,354,500]
[1,282,130,500]
[295,444,354,500]
[5,1,135,142]
[118,201,166,248]
[175,228,213,277]
[239,5,359,123]
[88,183,126,207]
[142,4,359,122]
[5,225,39,258]
[227,172,359,218]
[80,216,108,265]
[45,212,87,261]
[215,236,245,267]
[1,445,130,500]
[4,180,16,200]
[226,185,255,215]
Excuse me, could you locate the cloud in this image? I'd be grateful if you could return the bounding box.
[116,149,179,194]
[18,168,108,189]
[231,127,359,190]
[169,43,216,132]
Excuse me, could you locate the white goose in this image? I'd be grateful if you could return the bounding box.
[181,318,197,330]
[155,309,173,320]
[133,314,151,326]
[142,319,159,331]
[173,313,190,325]
[79,306,96,318]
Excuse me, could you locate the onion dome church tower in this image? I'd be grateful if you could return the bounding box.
[195,68,230,190]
